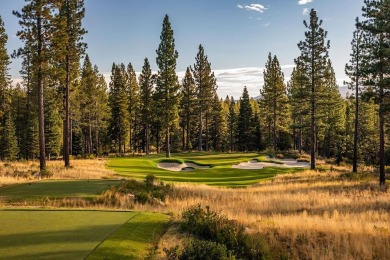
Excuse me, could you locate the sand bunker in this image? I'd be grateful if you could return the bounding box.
[157,162,210,172]
[232,158,310,170]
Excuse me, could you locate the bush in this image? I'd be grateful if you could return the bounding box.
[181,205,269,259]
[100,175,173,207]
[164,239,232,260]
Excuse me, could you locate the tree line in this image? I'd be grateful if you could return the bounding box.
[0,1,389,184]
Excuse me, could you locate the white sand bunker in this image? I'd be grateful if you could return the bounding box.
[232,158,310,170]
[157,162,210,172]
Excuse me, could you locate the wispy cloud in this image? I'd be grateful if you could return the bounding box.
[237,3,267,13]
[302,8,310,15]
[298,0,313,5]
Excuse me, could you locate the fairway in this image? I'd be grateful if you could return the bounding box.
[0,179,123,201]
[0,210,169,259]
[108,152,301,187]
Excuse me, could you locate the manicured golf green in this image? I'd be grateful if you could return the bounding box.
[108,152,301,187]
[0,179,123,201]
[0,210,169,259]
[87,212,170,259]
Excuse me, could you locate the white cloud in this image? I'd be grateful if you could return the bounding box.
[298,0,313,5]
[262,22,271,27]
[302,8,310,15]
[237,3,267,13]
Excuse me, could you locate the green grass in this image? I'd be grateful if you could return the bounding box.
[0,210,169,260]
[108,152,302,187]
[87,212,170,259]
[0,179,123,201]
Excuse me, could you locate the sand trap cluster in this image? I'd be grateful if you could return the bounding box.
[232,157,310,170]
[157,162,210,172]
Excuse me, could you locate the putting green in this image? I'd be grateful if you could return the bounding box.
[108,152,302,187]
[0,210,169,259]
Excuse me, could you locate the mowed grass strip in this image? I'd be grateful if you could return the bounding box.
[87,212,170,259]
[108,153,302,186]
[0,179,123,201]
[0,210,134,259]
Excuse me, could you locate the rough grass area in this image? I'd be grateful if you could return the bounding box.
[87,212,170,259]
[0,179,123,201]
[154,167,390,259]
[108,152,302,187]
[0,210,134,259]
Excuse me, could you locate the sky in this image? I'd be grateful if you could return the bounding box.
[1,0,364,98]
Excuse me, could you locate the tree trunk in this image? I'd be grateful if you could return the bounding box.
[165,126,170,158]
[310,84,316,170]
[299,115,302,154]
[146,124,149,154]
[64,53,70,167]
[205,113,209,151]
[379,74,385,185]
[129,121,133,153]
[198,109,203,151]
[37,14,46,171]
[186,116,190,151]
[156,125,160,154]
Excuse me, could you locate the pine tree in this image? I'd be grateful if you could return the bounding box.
[345,19,365,172]
[360,0,390,185]
[210,93,227,151]
[288,57,310,153]
[155,15,180,158]
[0,15,17,160]
[192,45,217,151]
[11,83,27,159]
[297,9,330,169]
[179,67,197,151]
[52,0,86,167]
[126,63,140,153]
[139,58,154,154]
[317,60,345,159]
[109,63,129,153]
[237,87,254,152]
[44,88,62,160]
[14,0,55,170]
[226,96,237,152]
[260,53,290,151]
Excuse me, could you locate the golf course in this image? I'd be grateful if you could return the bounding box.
[0,152,308,259]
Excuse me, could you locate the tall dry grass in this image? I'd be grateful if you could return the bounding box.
[0,159,115,187]
[149,168,390,259]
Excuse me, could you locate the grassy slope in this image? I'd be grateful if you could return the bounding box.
[87,212,170,259]
[0,210,134,259]
[0,210,169,260]
[0,179,123,200]
[108,152,301,187]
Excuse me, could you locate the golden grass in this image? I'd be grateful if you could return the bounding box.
[148,169,390,259]
[0,159,115,187]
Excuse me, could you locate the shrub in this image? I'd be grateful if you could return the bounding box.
[181,205,269,259]
[164,239,232,260]
[99,175,173,207]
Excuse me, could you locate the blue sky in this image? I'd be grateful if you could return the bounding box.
[1,0,364,98]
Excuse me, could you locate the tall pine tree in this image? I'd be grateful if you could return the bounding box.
[155,15,180,158]
[297,9,330,169]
